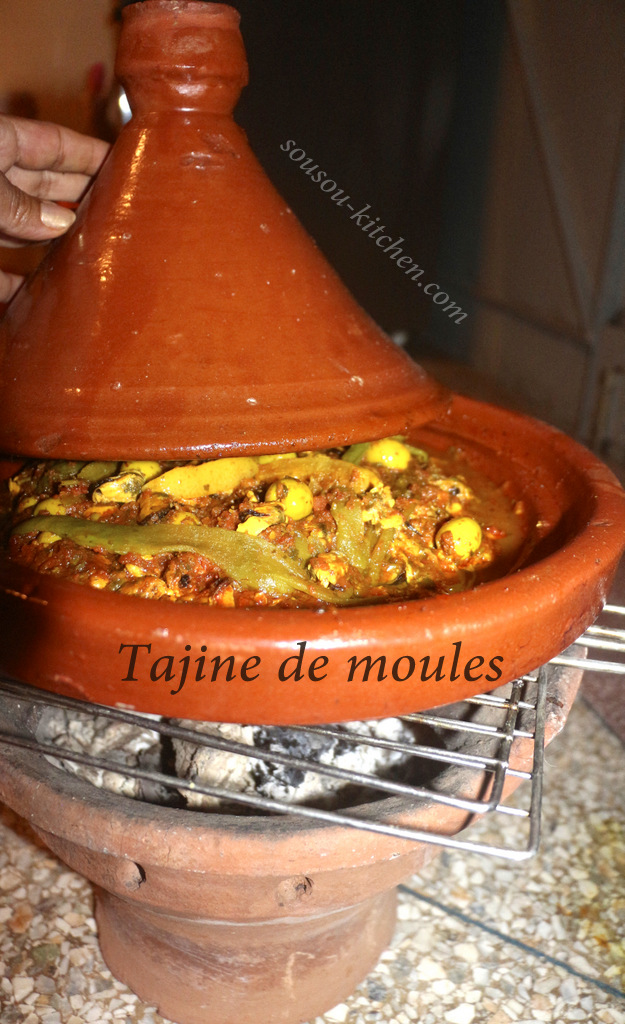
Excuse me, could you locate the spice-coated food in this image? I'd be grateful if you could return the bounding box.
[6,438,528,608]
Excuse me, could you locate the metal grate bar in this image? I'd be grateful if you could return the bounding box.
[603,603,625,615]
[551,654,625,673]
[265,724,512,773]
[403,711,534,741]
[585,624,625,638]
[582,636,625,653]
[554,615,625,674]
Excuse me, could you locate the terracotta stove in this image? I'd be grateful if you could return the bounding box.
[0,3,625,1023]
[0,661,584,1024]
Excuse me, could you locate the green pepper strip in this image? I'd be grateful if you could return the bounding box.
[256,454,382,494]
[12,516,356,604]
[368,528,396,585]
[331,500,370,571]
[341,442,370,465]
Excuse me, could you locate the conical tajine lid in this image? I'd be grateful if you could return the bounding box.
[0,0,448,461]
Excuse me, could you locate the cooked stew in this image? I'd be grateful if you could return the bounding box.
[5,439,528,608]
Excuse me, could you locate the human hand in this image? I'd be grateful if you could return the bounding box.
[0,115,110,302]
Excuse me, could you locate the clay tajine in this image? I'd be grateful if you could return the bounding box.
[0,2,624,724]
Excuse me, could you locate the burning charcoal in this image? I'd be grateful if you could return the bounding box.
[171,717,417,810]
[36,706,431,813]
[38,706,161,801]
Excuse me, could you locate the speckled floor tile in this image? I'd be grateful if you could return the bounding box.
[1,696,624,1024]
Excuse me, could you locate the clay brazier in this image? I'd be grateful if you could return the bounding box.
[0,667,581,1024]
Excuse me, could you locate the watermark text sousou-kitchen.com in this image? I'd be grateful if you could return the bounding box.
[281,140,467,324]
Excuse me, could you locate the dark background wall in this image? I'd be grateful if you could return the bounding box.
[227,1,474,358]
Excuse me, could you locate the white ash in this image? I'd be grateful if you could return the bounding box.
[37,707,421,810]
[38,707,161,800]
[171,717,417,809]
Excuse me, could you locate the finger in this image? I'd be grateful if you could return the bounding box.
[0,269,24,304]
[0,171,75,242]
[0,115,109,176]
[0,236,33,249]
[6,166,95,202]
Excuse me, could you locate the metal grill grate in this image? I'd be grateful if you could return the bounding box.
[0,607,624,862]
[551,603,625,673]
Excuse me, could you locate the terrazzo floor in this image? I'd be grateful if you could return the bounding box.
[0,691,624,1024]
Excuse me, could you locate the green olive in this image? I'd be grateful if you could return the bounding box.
[435,517,482,562]
[265,478,314,520]
[363,438,412,470]
[33,496,70,516]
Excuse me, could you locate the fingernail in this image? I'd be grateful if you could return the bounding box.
[40,203,76,231]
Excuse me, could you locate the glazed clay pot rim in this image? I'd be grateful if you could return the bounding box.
[1,396,624,724]
[0,666,579,874]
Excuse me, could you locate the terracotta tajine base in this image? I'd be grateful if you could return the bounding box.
[0,666,580,1024]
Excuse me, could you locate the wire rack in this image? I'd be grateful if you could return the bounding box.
[552,602,625,673]
[0,604,623,862]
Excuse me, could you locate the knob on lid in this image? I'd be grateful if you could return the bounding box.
[0,0,448,460]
